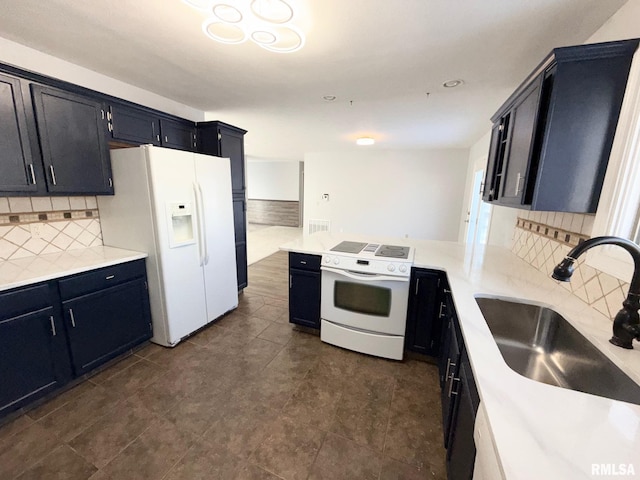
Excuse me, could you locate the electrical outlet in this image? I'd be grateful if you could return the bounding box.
[322,193,329,201]
[30,223,43,239]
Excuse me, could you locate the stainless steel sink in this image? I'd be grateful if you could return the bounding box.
[475,296,640,405]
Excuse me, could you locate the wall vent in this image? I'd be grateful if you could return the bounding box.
[308,219,330,235]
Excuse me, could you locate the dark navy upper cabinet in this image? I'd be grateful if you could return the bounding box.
[108,104,196,151]
[484,38,639,213]
[0,282,72,418]
[31,84,114,194]
[160,118,197,151]
[197,121,247,193]
[198,121,248,291]
[0,73,38,193]
[109,103,161,146]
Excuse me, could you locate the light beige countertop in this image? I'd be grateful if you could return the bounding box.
[281,232,640,480]
[0,246,148,292]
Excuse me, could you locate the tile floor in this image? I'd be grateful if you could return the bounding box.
[0,252,446,480]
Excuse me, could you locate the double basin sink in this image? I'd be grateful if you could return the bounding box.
[475,296,640,405]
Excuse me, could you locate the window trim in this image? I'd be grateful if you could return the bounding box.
[588,49,640,281]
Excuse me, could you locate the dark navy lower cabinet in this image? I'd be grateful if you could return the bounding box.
[0,259,152,421]
[0,282,72,418]
[288,252,321,329]
[439,292,479,480]
[405,268,446,356]
[61,276,152,376]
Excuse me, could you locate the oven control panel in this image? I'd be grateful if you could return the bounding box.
[322,254,412,278]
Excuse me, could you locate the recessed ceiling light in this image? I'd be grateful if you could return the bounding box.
[356,137,375,146]
[323,95,336,101]
[443,79,464,88]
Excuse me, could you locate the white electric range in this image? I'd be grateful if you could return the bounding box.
[320,240,415,360]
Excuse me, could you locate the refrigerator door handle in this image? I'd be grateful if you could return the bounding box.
[195,181,209,265]
[193,182,206,266]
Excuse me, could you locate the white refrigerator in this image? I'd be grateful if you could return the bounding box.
[97,145,238,347]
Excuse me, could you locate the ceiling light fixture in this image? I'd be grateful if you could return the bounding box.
[356,137,375,146]
[443,79,464,88]
[322,95,336,101]
[184,0,305,53]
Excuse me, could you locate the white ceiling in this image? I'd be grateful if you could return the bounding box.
[0,0,628,159]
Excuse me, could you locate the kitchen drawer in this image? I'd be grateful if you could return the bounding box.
[58,259,146,300]
[0,283,53,320]
[289,252,321,271]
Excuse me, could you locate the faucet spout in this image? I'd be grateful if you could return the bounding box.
[552,236,640,349]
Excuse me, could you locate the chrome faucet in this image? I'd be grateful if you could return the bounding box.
[552,236,640,349]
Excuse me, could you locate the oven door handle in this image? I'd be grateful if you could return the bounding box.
[321,266,410,282]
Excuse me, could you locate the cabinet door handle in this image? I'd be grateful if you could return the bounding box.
[514,172,523,196]
[105,274,115,280]
[28,164,36,185]
[415,277,420,295]
[438,302,445,318]
[156,134,160,142]
[165,135,168,143]
[69,308,76,327]
[444,358,454,383]
[50,316,56,336]
[289,274,292,289]
[49,165,57,185]
[448,376,460,397]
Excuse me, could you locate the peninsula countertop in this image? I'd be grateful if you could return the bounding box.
[280,232,640,480]
[0,246,148,292]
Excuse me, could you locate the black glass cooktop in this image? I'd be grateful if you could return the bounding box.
[330,241,368,254]
[330,241,410,259]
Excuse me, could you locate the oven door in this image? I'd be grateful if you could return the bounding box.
[320,266,410,335]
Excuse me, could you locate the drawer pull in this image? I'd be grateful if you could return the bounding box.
[50,316,56,336]
[69,308,76,327]
[300,261,307,265]
[106,275,115,280]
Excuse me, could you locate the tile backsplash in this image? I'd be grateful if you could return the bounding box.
[511,209,629,321]
[0,196,102,260]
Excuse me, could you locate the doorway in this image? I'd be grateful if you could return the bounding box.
[465,169,492,245]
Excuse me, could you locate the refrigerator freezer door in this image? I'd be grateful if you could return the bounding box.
[194,153,239,321]
[147,147,208,345]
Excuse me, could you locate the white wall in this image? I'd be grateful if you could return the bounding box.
[304,149,469,240]
[0,36,204,121]
[246,158,300,201]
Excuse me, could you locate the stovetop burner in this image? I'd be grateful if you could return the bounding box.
[328,241,411,260]
[375,244,410,259]
[330,241,368,254]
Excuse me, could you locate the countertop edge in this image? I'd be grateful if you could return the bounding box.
[0,246,148,292]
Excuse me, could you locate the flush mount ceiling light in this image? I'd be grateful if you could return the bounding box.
[443,79,464,88]
[322,95,337,101]
[356,137,375,146]
[184,0,305,53]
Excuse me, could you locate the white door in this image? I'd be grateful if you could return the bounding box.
[147,147,208,345]
[194,153,238,321]
[465,169,492,245]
